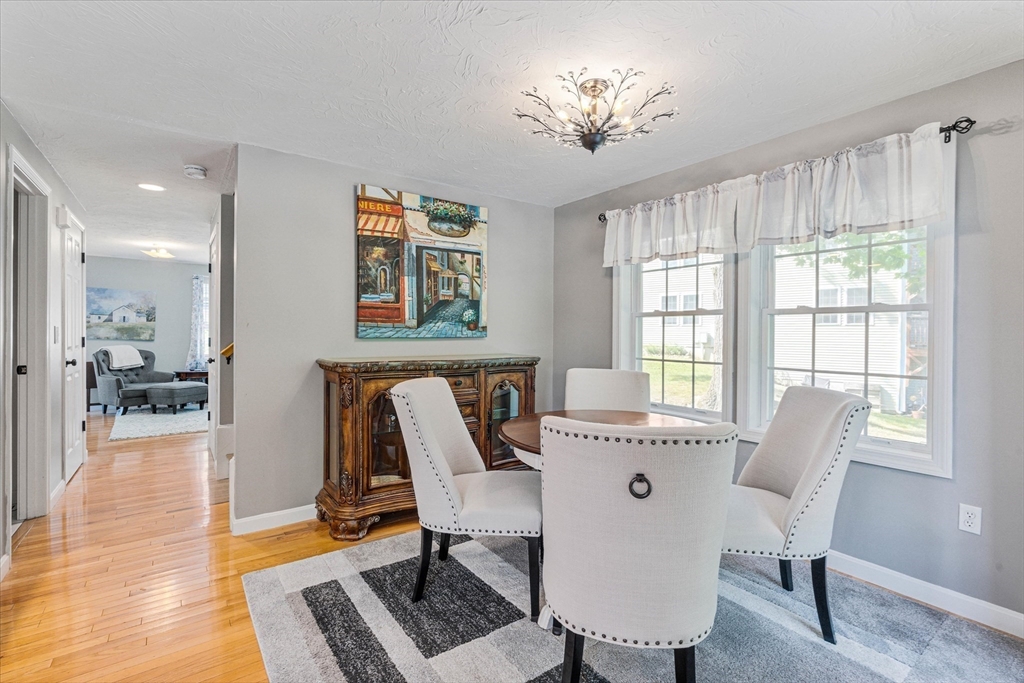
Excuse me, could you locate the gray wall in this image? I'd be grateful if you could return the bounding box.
[86,256,208,374]
[1,102,89,527]
[233,144,554,519]
[553,61,1024,612]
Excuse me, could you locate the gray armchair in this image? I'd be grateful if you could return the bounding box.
[93,349,174,415]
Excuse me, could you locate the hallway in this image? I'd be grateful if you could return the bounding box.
[0,413,415,682]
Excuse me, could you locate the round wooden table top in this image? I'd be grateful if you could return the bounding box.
[498,410,703,455]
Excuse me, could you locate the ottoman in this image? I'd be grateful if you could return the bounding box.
[146,382,209,414]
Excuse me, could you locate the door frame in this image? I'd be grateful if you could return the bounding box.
[57,205,87,478]
[2,145,54,578]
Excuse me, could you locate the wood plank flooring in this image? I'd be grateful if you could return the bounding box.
[0,411,417,682]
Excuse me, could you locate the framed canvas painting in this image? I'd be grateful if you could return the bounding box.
[86,288,156,341]
[357,185,487,339]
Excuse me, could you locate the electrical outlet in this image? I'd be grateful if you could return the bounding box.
[958,504,982,535]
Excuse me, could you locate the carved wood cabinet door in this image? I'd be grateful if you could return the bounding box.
[360,375,416,496]
[484,370,530,469]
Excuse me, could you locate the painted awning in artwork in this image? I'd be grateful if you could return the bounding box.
[425,260,442,271]
[358,213,405,239]
[440,269,458,278]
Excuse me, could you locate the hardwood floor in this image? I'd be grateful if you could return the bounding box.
[0,411,417,682]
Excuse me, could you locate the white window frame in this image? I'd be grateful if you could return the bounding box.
[613,257,735,424]
[737,139,955,478]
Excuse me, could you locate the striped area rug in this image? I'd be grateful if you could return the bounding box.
[242,532,1022,683]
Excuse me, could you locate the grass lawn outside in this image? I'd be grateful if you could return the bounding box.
[642,359,720,410]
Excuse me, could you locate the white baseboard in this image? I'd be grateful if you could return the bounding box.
[829,550,1024,638]
[48,479,66,512]
[0,553,10,582]
[231,503,317,536]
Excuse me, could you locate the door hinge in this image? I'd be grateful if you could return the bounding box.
[208,263,212,273]
[81,252,86,264]
[82,420,86,432]
[82,336,85,346]
[207,411,211,421]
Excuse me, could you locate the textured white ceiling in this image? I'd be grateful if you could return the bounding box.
[1,1,1022,260]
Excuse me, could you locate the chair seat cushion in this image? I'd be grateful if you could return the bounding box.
[145,382,209,403]
[721,484,789,555]
[453,470,542,535]
[117,382,158,399]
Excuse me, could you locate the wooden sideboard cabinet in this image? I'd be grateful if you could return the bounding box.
[315,355,540,541]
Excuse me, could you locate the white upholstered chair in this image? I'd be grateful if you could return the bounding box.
[563,368,651,412]
[390,377,544,620]
[722,386,871,644]
[539,416,738,683]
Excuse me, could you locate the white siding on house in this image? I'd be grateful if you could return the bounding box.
[768,235,927,423]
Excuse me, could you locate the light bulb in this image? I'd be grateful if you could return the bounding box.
[556,110,569,121]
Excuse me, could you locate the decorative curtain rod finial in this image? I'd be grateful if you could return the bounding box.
[940,116,976,143]
[598,212,607,223]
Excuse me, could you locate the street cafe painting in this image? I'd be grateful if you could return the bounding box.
[357,185,487,339]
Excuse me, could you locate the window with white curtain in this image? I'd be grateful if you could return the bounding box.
[615,255,732,422]
[737,143,955,477]
[201,277,210,360]
[610,123,954,476]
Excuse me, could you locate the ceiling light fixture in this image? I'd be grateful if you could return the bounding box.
[141,247,175,259]
[514,67,677,154]
[138,183,166,191]
[184,164,207,180]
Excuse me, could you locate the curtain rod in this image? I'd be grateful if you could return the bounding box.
[597,116,976,224]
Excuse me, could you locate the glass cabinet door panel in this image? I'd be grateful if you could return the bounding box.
[489,380,521,463]
[368,392,411,489]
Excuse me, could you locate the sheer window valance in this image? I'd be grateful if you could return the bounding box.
[603,123,945,267]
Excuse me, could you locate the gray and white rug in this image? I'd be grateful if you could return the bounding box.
[108,405,207,440]
[243,532,1023,683]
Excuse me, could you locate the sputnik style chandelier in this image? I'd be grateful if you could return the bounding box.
[513,67,677,153]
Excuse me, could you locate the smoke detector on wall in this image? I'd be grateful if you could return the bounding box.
[184,164,207,180]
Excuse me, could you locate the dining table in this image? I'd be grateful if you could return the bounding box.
[498,409,703,469]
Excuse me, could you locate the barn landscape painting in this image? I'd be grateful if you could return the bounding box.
[86,288,157,341]
[357,185,487,338]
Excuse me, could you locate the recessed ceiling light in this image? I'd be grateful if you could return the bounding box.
[138,183,165,192]
[141,248,175,259]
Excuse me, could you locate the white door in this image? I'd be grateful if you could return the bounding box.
[207,221,220,468]
[63,224,85,480]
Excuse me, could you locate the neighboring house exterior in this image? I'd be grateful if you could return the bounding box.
[87,314,106,323]
[772,254,922,414]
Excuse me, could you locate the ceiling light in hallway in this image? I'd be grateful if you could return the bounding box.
[514,67,677,153]
[184,164,207,179]
[141,247,175,259]
[138,183,165,191]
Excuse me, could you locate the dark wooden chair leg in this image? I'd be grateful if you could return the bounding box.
[811,556,836,643]
[120,406,129,416]
[172,405,178,415]
[150,404,157,414]
[526,536,540,621]
[411,526,433,602]
[779,558,794,591]
[438,533,451,561]
[102,405,108,414]
[674,646,696,683]
[552,619,563,636]
[539,534,544,563]
[561,630,585,683]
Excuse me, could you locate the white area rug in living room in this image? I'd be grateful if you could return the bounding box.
[108,405,207,441]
